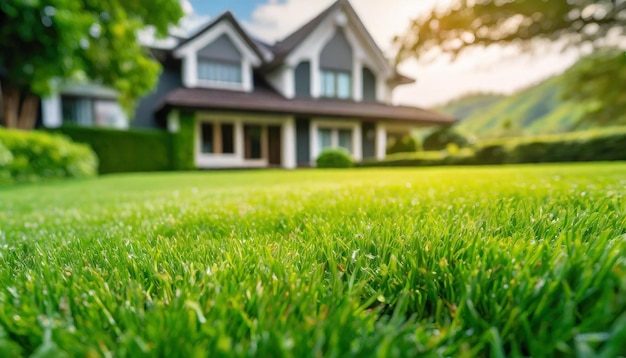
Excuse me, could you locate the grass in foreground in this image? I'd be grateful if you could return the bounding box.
[1,164,625,357]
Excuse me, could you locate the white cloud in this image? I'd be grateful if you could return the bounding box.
[244,0,579,107]
[180,0,194,15]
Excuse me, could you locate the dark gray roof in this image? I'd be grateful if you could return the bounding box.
[157,82,454,125]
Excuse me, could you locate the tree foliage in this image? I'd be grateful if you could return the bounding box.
[423,126,469,151]
[396,0,626,61]
[396,0,626,126]
[0,0,184,128]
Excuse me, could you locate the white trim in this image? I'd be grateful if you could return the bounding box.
[195,112,294,169]
[282,7,393,103]
[310,119,362,164]
[41,95,62,128]
[282,117,297,169]
[175,20,260,92]
[375,122,387,160]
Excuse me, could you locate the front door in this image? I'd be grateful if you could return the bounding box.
[244,125,263,160]
[268,126,282,166]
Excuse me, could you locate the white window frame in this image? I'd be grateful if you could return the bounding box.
[320,69,352,99]
[196,59,243,85]
[174,21,261,92]
[195,113,295,169]
[310,119,362,163]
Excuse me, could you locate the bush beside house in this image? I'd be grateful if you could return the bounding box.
[55,126,175,174]
[316,148,354,168]
[360,127,626,167]
[0,129,97,183]
[386,135,421,155]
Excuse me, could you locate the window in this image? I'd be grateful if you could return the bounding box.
[201,123,214,154]
[321,70,351,99]
[338,129,352,151]
[197,59,242,83]
[200,122,235,155]
[318,128,332,150]
[318,127,353,154]
[61,96,127,128]
[222,124,234,154]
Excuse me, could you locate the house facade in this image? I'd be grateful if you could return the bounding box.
[40,0,454,169]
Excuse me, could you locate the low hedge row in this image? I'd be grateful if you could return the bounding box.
[55,126,175,174]
[360,127,626,167]
[0,128,97,183]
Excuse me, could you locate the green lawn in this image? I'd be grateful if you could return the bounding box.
[1,164,625,357]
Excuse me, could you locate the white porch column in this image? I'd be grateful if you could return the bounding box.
[282,117,297,169]
[310,121,319,163]
[235,120,245,162]
[375,122,387,160]
[353,123,363,161]
[41,95,62,128]
[311,57,321,98]
[167,110,180,133]
[353,59,363,102]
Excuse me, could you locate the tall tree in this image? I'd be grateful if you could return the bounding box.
[395,0,626,125]
[0,0,184,129]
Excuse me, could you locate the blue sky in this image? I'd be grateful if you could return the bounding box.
[188,0,260,21]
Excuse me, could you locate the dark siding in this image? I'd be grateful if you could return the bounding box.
[362,67,377,102]
[197,34,242,62]
[320,28,353,72]
[296,118,310,165]
[133,61,183,128]
[295,61,311,98]
[362,122,376,159]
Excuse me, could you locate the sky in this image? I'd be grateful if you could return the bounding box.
[183,0,580,108]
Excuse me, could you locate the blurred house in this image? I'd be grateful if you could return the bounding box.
[40,0,453,168]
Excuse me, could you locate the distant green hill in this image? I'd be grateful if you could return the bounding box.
[439,69,592,139]
[436,93,506,120]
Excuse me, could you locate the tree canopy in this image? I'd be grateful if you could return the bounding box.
[396,0,626,61]
[0,0,184,128]
[395,0,626,126]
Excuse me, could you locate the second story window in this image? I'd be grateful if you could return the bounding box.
[197,59,242,84]
[321,70,351,99]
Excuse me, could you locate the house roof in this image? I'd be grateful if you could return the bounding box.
[157,82,454,125]
[174,11,267,61]
[262,2,342,71]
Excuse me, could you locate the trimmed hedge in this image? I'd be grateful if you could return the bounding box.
[0,128,97,183]
[316,148,354,168]
[172,111,196,170]
[56,126,174,174]
[360,127,626,167]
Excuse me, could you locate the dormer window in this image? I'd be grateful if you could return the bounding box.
[321,70,351,99]
[197,59,242,84]
[319,28,353,100]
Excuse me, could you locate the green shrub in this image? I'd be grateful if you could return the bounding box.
[316,148,354,168]
[55,126,175,174]
[423,126,469,151]
[0,129,97,182]
[386,135,420,155]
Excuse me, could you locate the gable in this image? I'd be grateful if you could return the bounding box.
[320,28,353,72]
[266,1,392,76]
[173,13,262,67]
[197,34,242,63]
